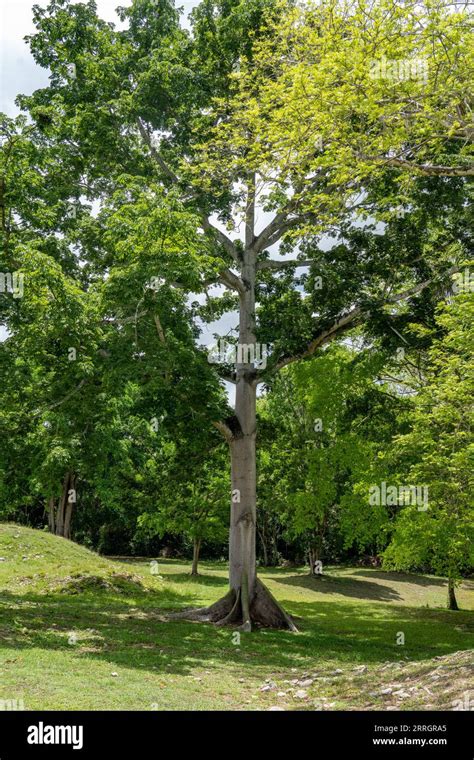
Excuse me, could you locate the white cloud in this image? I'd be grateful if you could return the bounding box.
[0,0,137,116]
[0,1,198,115]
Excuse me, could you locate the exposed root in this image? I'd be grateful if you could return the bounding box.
[240,570,251,632]
[216,588,241,626]
[166,578,298,632]
[166,588,236,623]
[250,578,298,632]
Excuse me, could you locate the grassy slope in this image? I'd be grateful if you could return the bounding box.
[0,524,472,711]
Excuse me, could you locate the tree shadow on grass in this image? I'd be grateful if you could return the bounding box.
[350,570,474,594]
[109,557,228,572]
[161,572,226,587]
[272,573,403,602]
[349,570,448,587]
[0,585,472,681]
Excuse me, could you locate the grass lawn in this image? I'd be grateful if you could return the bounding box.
[0,524,472,711]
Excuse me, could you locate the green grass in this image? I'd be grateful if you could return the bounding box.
[0,524,472,710]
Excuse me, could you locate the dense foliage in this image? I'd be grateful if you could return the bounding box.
[0,0,472,606]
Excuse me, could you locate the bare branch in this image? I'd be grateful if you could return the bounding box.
[251,176,362,254]
[137,119,181,184]
[212,419,234,443]
[154,314,166,345]
[380,157,474,177]
[257,258,319,271]
[268,265,461,375]
[32,379,87,418]
[251,207,299,253]
[137,123,235,265]
[137,120,240,265]
[272,307,363,373]
[201,217,240,264]
[218,268,245,294]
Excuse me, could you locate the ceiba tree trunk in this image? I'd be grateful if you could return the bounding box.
[174,193,296,631]
[229,263,257,627]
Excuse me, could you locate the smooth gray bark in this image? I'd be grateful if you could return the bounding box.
[229,227,258,602]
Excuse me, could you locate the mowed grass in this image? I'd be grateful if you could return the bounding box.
[0,524,472,711]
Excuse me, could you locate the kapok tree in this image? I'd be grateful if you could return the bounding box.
[21,0,472,628]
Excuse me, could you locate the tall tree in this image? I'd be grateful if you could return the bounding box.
[382,294,474,611]
[14,0,471,629]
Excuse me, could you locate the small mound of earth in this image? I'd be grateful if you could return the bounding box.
[52,572,146,595]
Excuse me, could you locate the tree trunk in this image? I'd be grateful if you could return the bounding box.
[229,430,256,629]
[63,473,75,540]
[191,537,201,576]
[171,182,296,631]
[49,472,75,539]
[447,578,459,610]
[270,525,279,566]
[47,497,56,533]
[259,526,269,567]
[54,472,70,537]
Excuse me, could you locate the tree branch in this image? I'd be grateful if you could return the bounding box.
[137,119,181,184]
[257,258,319,271]
[201,217,240,264]
[218,268,245,294]
[137,119,240,266]
[267,265,461,375]
[32,379,87,418]
[212,419,234,443]
[251,208,299,253]
[379,157,474,177]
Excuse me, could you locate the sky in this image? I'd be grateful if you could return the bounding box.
[0,1,199,116]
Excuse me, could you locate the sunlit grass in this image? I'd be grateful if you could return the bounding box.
[0,524,472,710]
